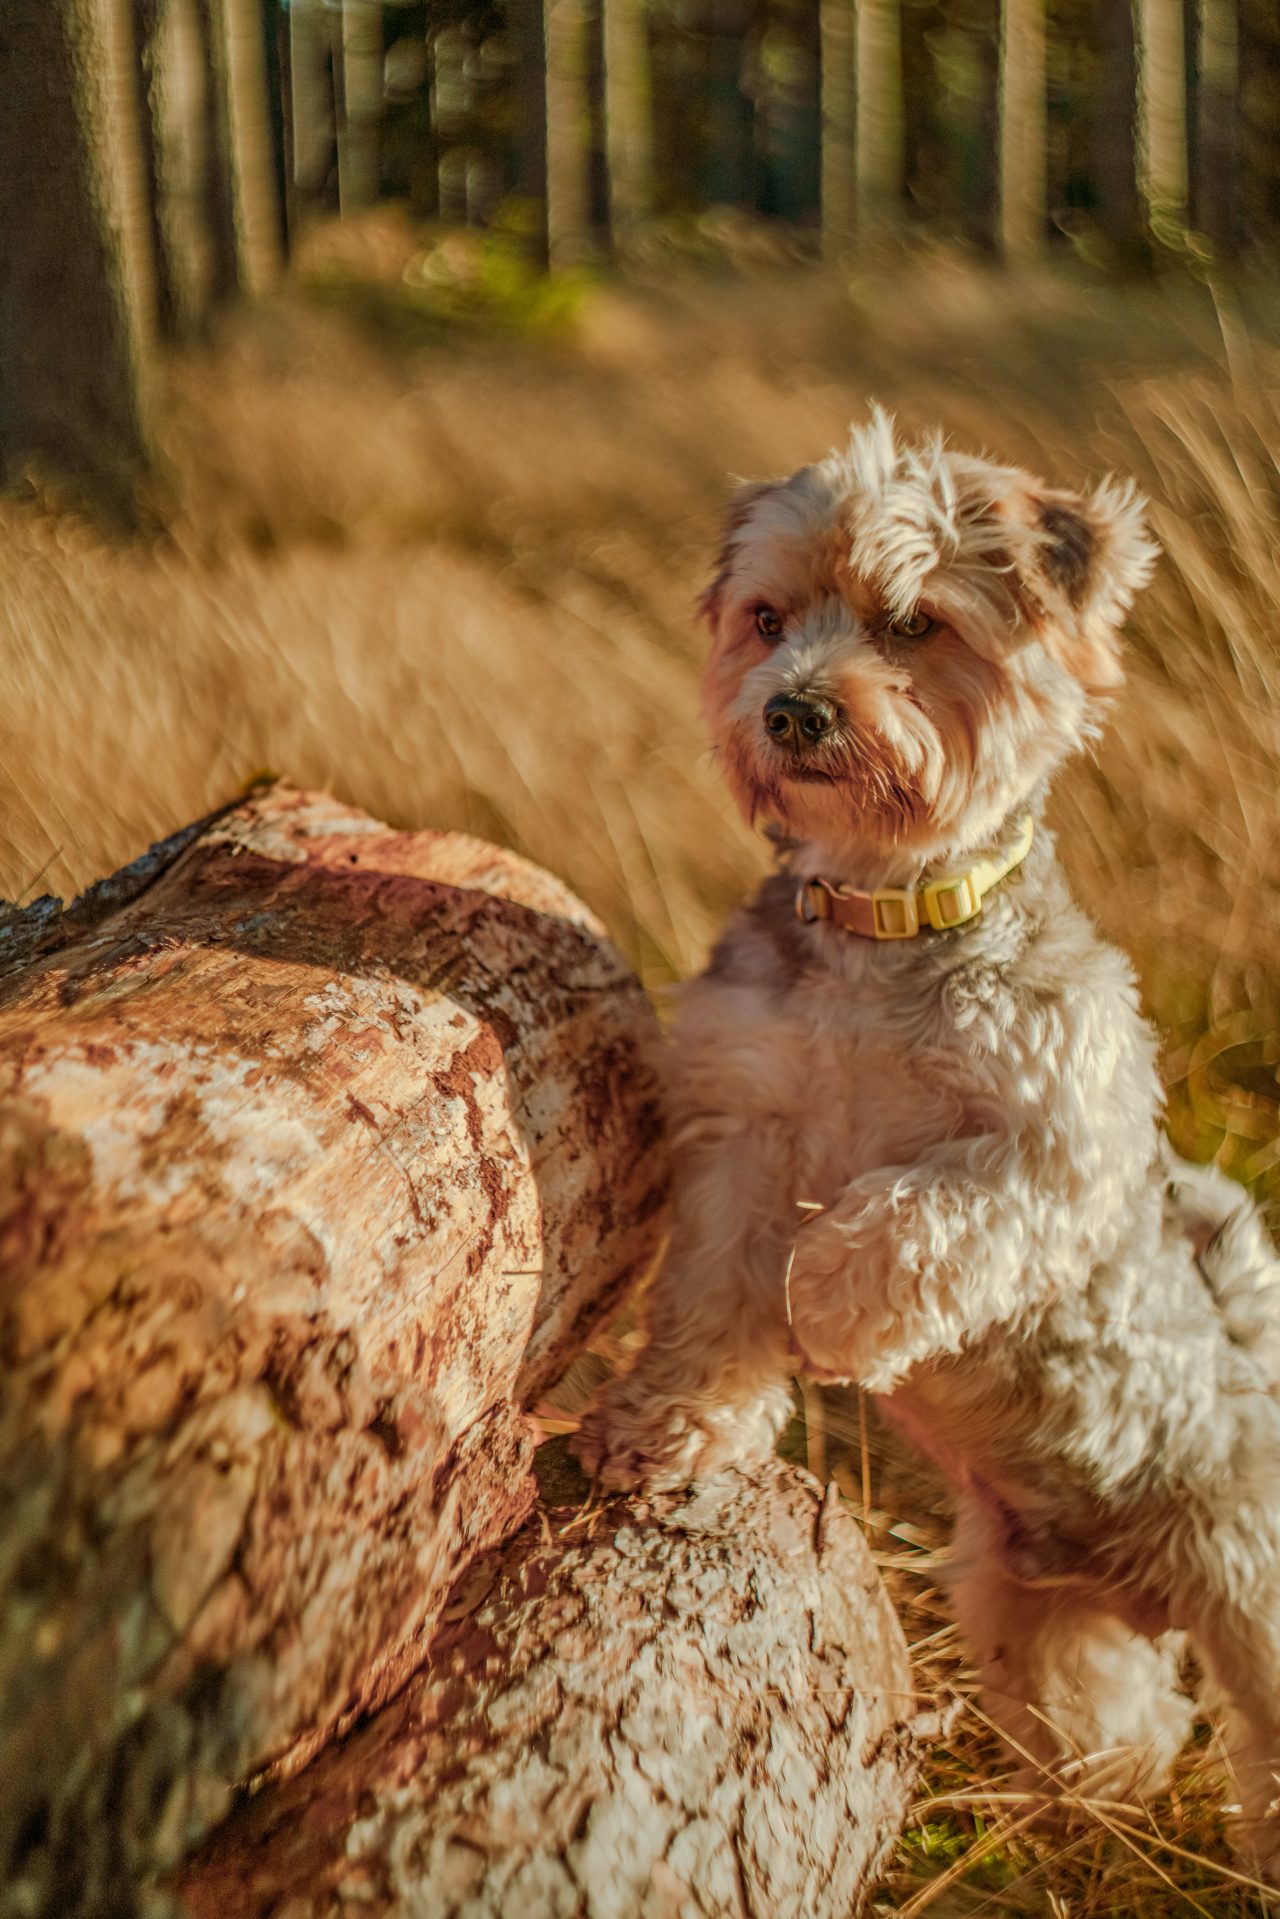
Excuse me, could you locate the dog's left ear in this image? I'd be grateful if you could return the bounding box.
[1018,479,1158,691]
[699,480,780,631]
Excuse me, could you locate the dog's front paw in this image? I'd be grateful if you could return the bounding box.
[786,1263,864,1384]
[572,1382,767,1494]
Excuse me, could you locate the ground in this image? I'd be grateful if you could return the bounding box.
[5,224,1280,1912]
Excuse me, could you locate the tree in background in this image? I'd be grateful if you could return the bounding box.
[999,0,1046,257]
[1239,0,1280,259]
[1090,0,1143,263]
[1134,0,1188,245]
[338,0,384,210]
[1195,0,1238,257]
[143,0,217,338]
[544,0,591,263]
[213,0,283,289]
[0,0,157,522]
[855,0,903,233]
[5,0,1280,524]
[0,0,287,521]
[819,0,855,253]
[289,0,335,208]
[603,0,652,248]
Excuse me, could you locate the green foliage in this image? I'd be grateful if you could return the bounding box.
[301,201,593,346]
[400,207,594,337]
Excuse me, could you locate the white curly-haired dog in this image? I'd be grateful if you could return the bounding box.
[575,409,1280,1874]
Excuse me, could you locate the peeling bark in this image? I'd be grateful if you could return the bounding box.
[0,783,666,1919]
[178,1454,938,1919]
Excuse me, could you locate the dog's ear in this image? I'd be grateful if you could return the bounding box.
[699,480,783,630]
[1018,479,1158,691]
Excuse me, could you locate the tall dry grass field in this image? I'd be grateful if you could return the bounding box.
[5,240,1280,1910]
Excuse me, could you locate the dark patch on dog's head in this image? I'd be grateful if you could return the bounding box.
[1036,499,1096,610]
[699,479,789,626]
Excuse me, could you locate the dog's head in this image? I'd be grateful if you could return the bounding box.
[701,409,1156,859]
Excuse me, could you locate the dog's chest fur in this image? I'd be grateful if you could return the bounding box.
[678,839,1278,1544]
[690,839,1138,1202]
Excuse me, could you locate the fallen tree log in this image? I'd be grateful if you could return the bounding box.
[178,1451,940,1919]
[0,783,666,1919]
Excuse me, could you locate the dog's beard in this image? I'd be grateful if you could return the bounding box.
[712,634,1093,856]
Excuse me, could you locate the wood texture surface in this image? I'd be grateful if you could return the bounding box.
[178,1452,936,1919]
[0,783,666,1918]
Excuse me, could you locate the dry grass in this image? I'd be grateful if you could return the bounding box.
[6,228,1280,1909]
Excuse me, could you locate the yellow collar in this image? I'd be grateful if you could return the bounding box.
[795,815,1035,940]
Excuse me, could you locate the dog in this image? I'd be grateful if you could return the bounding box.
[574,408,1280,1875]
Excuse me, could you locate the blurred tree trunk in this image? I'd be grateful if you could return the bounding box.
[289,0,334,209]
[704,0,751,209]
[1237,0,1280,259]
[1135,0,1188,246]
[766,9,820,224]
[142,0,219,337]
[856,0,903,232]
[0,0,157,523]
[602,0,651,251]
[999,0,1046,258]
[1195,0,1237,257]
[509,0,549,257]
[221,0,283,285]
[821,0,856,253]
[132,0,176,338]
[545,0,591,264]
[193,0,239,298]
[198,0,282,297]
[337,0,382,211]
[1092,0,1143,262]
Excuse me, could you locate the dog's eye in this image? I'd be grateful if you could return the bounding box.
[754,605,784,641]
[887,610,936,640]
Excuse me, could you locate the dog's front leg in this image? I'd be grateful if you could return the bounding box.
[785,1144,1035,1390]
[574,1111,799,1492]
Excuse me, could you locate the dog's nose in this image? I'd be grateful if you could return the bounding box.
[763,691,836,747]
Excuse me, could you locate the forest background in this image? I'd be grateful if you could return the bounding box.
[4,1,1280,1908]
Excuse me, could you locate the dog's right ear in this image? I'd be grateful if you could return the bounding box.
[699,481,777,630]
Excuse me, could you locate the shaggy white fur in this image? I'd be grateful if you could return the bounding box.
[575,412,1280,1877]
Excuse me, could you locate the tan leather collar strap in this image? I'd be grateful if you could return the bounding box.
[795,815,1036,940]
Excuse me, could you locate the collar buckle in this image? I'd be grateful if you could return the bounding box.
[921,872,982,931]
[869,887,920,939]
